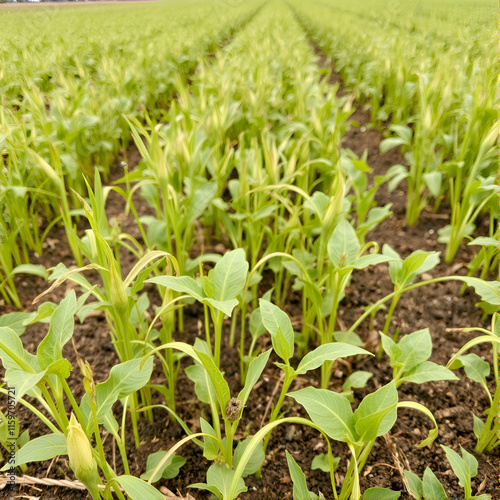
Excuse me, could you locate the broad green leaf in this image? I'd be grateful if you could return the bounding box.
[0,312,34,336]
[140,451,186,482]
[400,251,440,287]
[404,470,423,499]
[362,487,400,499]
[289,387,355,443]
[203,298,239,317]
[296,343,371,375]
[0,327,39,372]
[249,307,266,339]
[397,329,432,372]
[460,277,500,305]
[441,445,478,500]
[206,463,247,499]
[0,433,66,470]
[234,439,265,478]
[352,254,393,270]
[468,237,499,247]
[353,382,398,441]
[147,276,204,302]
[188,181,217,223]
[200,418,220,460]
[327,218,360,269]
[186,362,216,406]
[380,333,401,362]
[188,483,222,498]
[114,475,164,500]
[4,368,45,402]
[206,249,248,302]
[286,451,319,500]
[37,291,77,370]
[423,171,442,197]
[422,467,447,500]
[311,453,339,473]
[401,361,459,384]
[93,357,154,422]
[24,302,57,325]
[342,371,374,392]
[259,299,294,362]
[238,349,271,406]
[194,350,230,411]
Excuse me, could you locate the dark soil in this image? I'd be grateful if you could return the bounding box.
[0,39,499,500]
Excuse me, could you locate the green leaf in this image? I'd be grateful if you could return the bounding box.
[422,467,447,500]
[342,371,374,392]
[114,475,164,500]
[92,357,154,423]
[238,349,271,406]
[12,264,48,280]
[311,453,339,473]
[188,181,217,223]
[194,349,230,411]
[200,418,220,460]
[327,218,361,269]
[400,251,440,287]
[140,451,186,482]
[289,387,356,443]
[472,414,485,441]
[352,254,393,269]
[0,327,39,372]
[259,299,294,362]
[401,361,459,384]
[397,329,432,372]
[147,276,205,302]
[296,343,371,375]
[234,438,265,478]
[404,470,423,499]
[206,249,248,302]
[37,291,77,370]
[286,451,319,500]
[380,333,401,363]
[423,171,442,198]
[206,463,247,499]
[441,445,477,496]
[0,433,66,470]
[4,368,45,402]
[0,312,34,336]
[362,487,401,499]
[203,298,239,317]
[460,277,500,305]
[24,302,57,325]
[186,362,216,406]
[353,382,398,441]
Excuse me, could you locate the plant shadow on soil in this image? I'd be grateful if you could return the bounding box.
[0,48,499,500]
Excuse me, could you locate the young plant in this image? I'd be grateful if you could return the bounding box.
[142,339,270,499]
[289,381,438,500]
[447,312,500,453]
[378,245,440,353]
[258,299,371,450]
[0,293,163,500]
[404,445,489,500]
[147,248,248,367]
[380,328,458,388]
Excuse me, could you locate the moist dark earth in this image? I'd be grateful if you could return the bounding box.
[0,44,499,500]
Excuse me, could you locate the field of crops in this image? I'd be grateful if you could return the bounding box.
[0,0,499,498]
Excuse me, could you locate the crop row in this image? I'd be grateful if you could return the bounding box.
[291,0,498,262]
[0,0,498,499]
